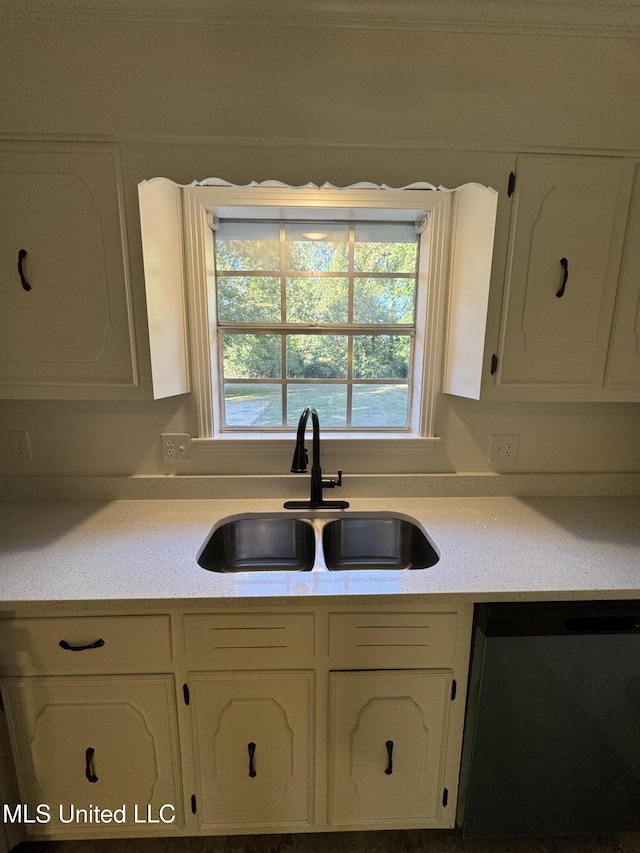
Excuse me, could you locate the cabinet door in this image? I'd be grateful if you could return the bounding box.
[0,693,21,852]
[2,675,182,834]
[496,157,628,397]
[328,670,452,828]
[190,671,314,829]
[0,145,138,398]
[604,163,640,395]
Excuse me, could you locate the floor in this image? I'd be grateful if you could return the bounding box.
[13,831,640,853]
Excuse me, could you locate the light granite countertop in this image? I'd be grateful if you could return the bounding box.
[0,495,639,613]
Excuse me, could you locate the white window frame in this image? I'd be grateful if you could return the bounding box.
[138,176,497,467]
[181,183,453,450]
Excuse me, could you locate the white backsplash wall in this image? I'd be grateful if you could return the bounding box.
[1,395,639,477]
[1,10,640,479]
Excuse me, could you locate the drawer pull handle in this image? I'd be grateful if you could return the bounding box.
[248,742,257,777]
[17,249,31,291]
[556,257,569,298]
[59,639,105,652]
[385,740,394,775]
[85,747,98,783]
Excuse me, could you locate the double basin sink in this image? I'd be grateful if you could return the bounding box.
[197,513,439,573]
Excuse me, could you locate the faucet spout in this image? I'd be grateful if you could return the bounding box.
[284,406,349,510]
[289,406,320,472]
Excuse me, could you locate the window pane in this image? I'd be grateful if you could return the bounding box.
[353,335,411,379]
[354,222,418,273]
[351,384,409,427]
[287,335,348,378]
[224,383,282,427]
[217,276,281,323]
[353,278,415,324]
[286,277,348,324]
[222,334,282,378]
[287,384,347,427]
[215,221,280,271]
[285,223,348,271]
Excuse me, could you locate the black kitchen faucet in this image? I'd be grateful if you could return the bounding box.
[283,406,349,510]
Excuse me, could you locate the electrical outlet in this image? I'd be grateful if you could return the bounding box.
[161,433,192,463]
[9,430,32,461]
[489,434,519,465]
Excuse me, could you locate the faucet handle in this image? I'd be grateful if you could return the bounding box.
[323,469,343,489]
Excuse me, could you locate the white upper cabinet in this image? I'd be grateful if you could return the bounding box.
[0,144,140,398]
[603,163,640,396]
[486,156,634,401]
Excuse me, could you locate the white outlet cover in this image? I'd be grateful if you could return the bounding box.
[489,434,519,465]
[161,432,193,463]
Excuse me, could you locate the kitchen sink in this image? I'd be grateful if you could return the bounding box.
[198,512,439,573]
[197,516,315,572]
[322,516,439,570]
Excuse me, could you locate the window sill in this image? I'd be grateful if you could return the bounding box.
[194,435,440,457]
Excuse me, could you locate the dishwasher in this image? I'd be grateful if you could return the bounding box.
[458,600,640,838]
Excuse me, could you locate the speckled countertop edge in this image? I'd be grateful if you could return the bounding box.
[1,494,639,613]
[2,472,640,501]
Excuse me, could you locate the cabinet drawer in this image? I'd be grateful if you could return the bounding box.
[0,615,172,674]
[184,613,315,669]
[328,612,458,669]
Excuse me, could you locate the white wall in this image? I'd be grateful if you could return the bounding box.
[1,11,639,477]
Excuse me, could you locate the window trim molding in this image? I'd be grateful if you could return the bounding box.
[183,186,216,438]
[138,175,498,465]
[193,434,441,458]
[181,182,455,441]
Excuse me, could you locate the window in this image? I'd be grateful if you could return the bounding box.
[138,178,498,455]
[212,218,421,432]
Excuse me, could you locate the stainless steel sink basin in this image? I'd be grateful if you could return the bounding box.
[197,516,315,572]
[197,513,438,572]
[322,516,439,570]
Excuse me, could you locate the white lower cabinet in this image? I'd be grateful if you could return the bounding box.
[190,671,314,829]
[1,674,183,834]
[328,670,452,828]
[0,603,472,845]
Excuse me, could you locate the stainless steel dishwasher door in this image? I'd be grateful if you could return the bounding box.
[459,601,640,839]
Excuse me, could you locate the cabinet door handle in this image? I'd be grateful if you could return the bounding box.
[248,742,257,777]
[385,740,394,775]
[85,747,98,783]
[59,639,105,652]
[17,249,31,291]
[556,257,569,298]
